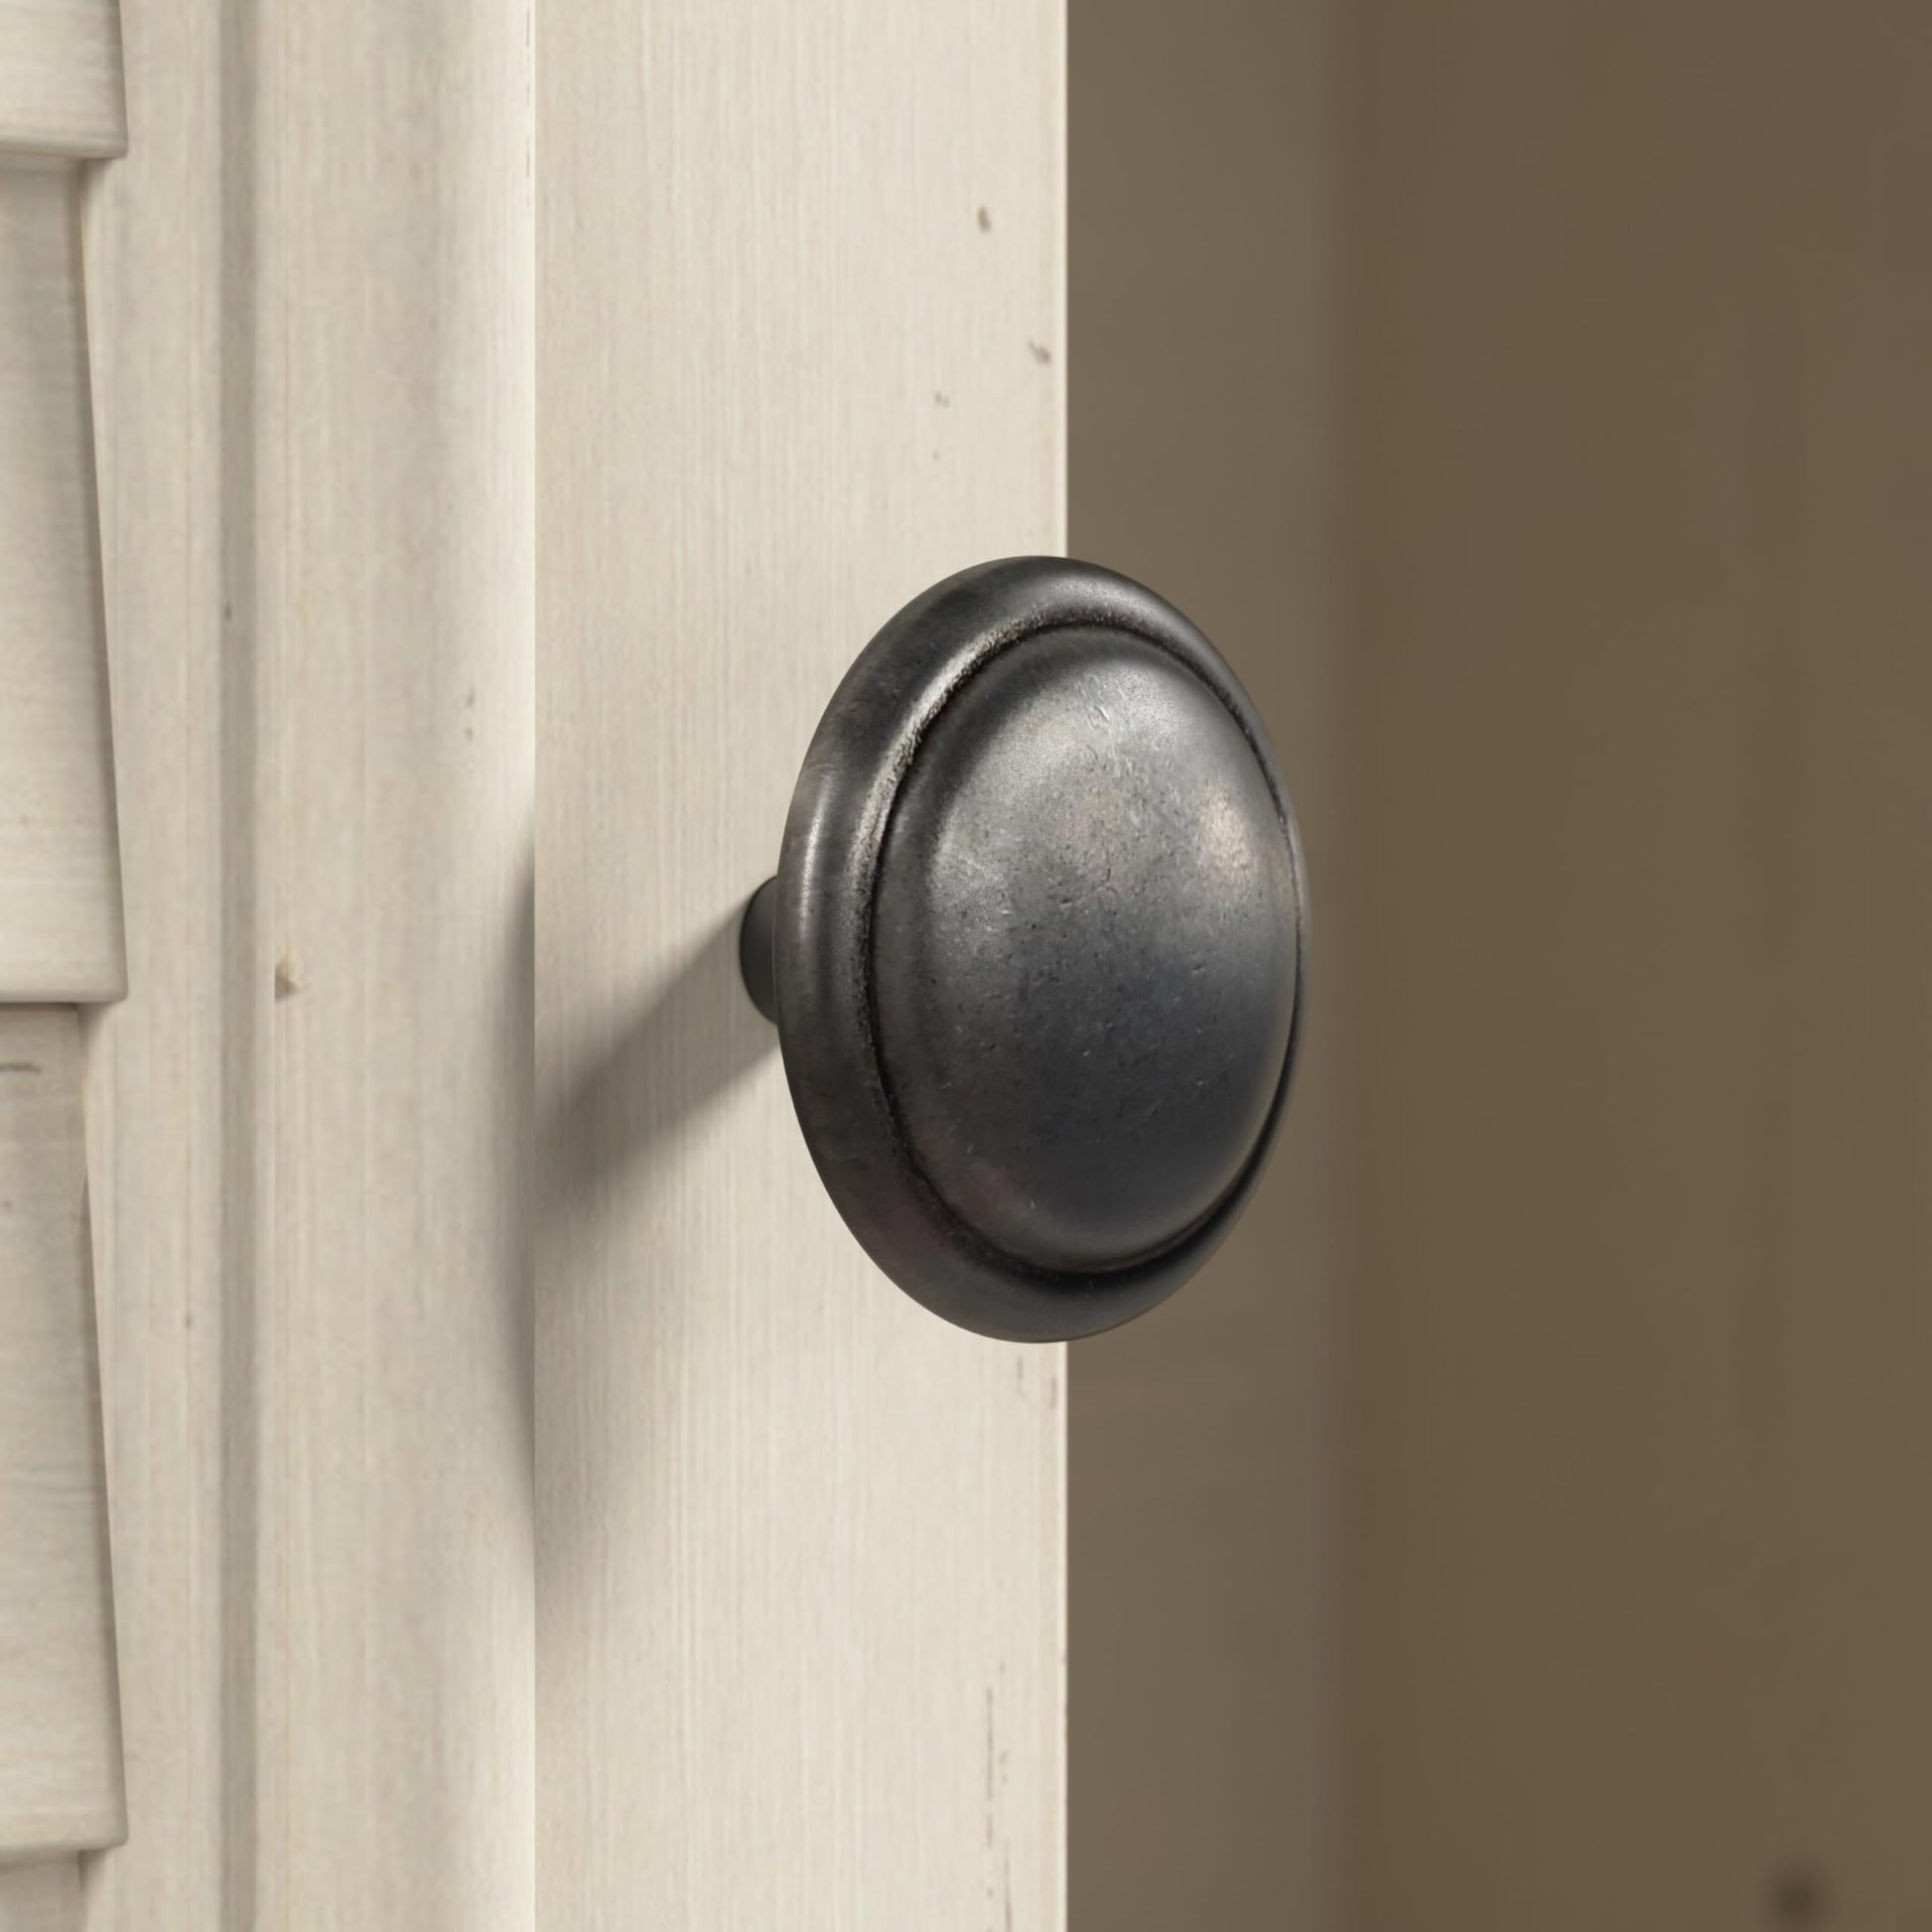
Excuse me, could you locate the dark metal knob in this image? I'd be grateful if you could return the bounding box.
[742,557,1306,1341]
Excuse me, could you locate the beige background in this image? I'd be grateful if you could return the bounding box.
[1073,3,1932,1928]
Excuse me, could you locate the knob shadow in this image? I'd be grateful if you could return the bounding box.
[540,902,776,1225]
[536,900,777,1592]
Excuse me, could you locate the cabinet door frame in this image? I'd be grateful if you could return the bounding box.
[81,0,535,1923]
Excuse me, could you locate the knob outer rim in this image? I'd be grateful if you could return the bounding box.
[773,557,1307,1342]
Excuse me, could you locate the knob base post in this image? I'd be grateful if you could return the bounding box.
[739,876,779,1025]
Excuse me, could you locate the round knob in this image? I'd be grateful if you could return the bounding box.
[742,557,1306,1341]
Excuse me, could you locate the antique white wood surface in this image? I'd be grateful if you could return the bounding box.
[0,159,124,1003]
[0,1,124,158]
[0,1011,123,1861]
[536,2,1066,1926]
[77,0,534,1924]
[0,51,128,1926]
[0,1863,77,1932]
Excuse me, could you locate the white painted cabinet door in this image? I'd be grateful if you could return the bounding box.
[68,0,1063,1925]
[80,0,535,1925]
[534,3,1066,1926]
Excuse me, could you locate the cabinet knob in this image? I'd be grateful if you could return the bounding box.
[742,558,1306,1340]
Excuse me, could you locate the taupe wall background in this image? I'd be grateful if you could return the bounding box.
[1069,4,1347,1928]
[1073,4,1932,1928]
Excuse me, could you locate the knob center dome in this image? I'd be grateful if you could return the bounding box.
[870,625,1299,1275]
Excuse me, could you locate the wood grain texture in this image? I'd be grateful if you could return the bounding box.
[536,1,1065,1926]
[0,1863,78,1932]
[1352,5,1932,1926]
[0,1010,124,1859]
[0,0,124,158]
[0,160,124,1003]
[76,0,534,1924]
